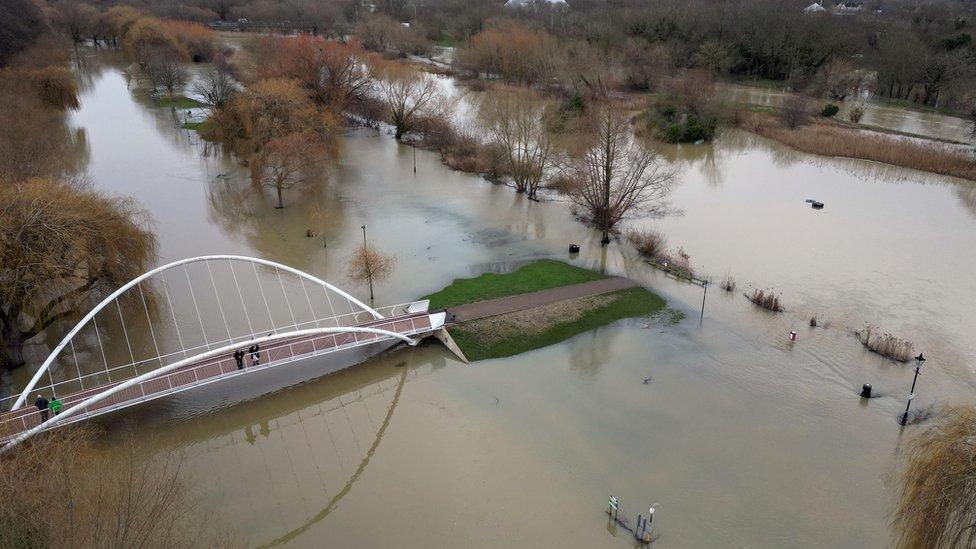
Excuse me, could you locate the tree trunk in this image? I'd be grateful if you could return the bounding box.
[276,187,284,209]
[1,324,27,373]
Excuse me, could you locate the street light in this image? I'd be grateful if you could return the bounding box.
[900,353,926,425]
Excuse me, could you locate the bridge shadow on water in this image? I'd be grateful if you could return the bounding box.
[94,344,452,545]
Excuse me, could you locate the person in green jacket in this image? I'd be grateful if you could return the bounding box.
[49,397,62,416]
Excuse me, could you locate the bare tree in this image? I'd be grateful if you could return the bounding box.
[51,1,97,52]
[0,427,224,546]
[811,59,865,101]
[477,91,555,199]
[250,132,328,209]
[143,45,187,99]
[566,107,677,245]
[893,406,976,549]
[346,242,396,301]
[0,178,157,372]
[193,65,237,110]
[779,94,812,130]
[378,66,452,140]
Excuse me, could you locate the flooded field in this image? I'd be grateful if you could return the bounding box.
[17,52,976,546]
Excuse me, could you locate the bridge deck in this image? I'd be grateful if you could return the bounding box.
[1,313,433,443]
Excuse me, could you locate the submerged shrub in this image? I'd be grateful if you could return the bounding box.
[747,288,783,312]
[721,273,736,292]
[848,103,865,123]
[857,324,915,362]
[627,229,668,258]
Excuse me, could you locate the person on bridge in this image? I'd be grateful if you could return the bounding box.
[233,348,245,370]
[34,394,49,422]
[249,343,261,366]
[49,397,62,416]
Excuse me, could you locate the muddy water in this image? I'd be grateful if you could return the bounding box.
[719,81,975,143]
[18,52,976,547]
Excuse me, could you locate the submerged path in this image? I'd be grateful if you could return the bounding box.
[445,277,638,323]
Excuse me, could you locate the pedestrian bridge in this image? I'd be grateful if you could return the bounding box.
[0,256,446,452]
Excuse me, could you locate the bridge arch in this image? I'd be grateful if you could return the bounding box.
[12,255,382,411]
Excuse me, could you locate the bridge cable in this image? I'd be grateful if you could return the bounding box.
[298,277,320,329]
[229,261,255,336]
[252,262,277,334]
[115,299,136,372]
[275,267,299,331]
[138,283,164,371]
[69,340,84,391]
[206,259,234,342]
[183,264,211,350]
[92,315,111,382]
[320,280,338,327]
[162,276,188,359]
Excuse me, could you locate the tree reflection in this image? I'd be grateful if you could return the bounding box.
[206,174,348,272]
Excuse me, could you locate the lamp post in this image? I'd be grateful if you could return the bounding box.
[900,353,926,425]
[361,224,374,301]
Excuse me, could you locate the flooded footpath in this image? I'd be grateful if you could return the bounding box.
[21,52,976,546]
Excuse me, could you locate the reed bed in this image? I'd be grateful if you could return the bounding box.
[746,288,783,312]
[747,115,976,182]
[856,325,915,362]
[720,273,736,292]
[627,229,668,258]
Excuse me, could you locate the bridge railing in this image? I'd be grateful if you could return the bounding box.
[0,311,433,443]
[0,301,430,414]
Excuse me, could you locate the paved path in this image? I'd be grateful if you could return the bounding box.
[446,277,638,323]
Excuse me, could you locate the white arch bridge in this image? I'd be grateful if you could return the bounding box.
[0,255,446,452]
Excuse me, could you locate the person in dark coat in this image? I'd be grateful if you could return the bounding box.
[233,348,245,370]
[34,394,49,422]
[249,343,260,366]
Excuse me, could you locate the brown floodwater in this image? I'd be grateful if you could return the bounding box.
[14,51,976,547]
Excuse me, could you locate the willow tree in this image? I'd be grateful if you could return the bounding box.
[0,178,157,372]
[566,106,677,245]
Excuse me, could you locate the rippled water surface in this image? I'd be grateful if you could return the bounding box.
[16,52,976,547]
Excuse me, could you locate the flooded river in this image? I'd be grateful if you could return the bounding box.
[18,52,976,546]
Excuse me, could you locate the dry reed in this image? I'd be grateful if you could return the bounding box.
[721,272,736,292]
[892,406,976,549]
[748,114,976,182]
[627,229,668,259]
[746,288,783,312]
[857,324,915,362]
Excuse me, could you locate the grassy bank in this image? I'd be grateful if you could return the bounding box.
[182,120,211,132]
[746,113,976,182]
[426,259,606,310]
[449,286,666,361]
[155,95,206,109]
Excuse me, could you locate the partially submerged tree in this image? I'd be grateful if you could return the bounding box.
[893,406,976,549]
[378,66,452,140]
[205,77,334,159]
[0,178,157,372]
[566,107,677,244]
[477,91,555,199]
[250,132,329,209]
[144,45,187,98]
[779,94,812,130]
[346,242,396,301]
[193,64,237,110]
